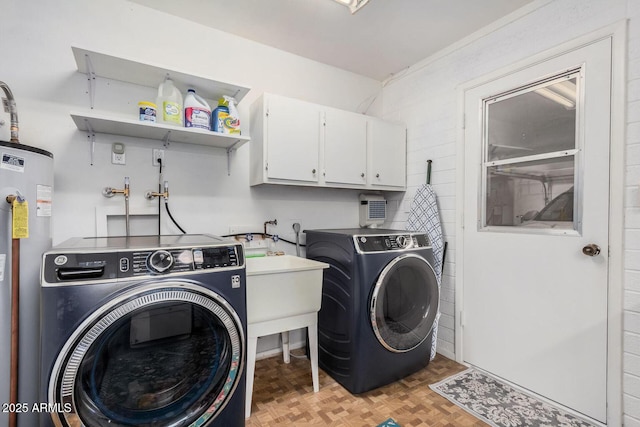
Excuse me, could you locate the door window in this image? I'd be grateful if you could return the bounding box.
[370,254,438,353]
[482,70,580,232]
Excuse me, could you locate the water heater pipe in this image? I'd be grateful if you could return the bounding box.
[5,194,20,427]
[0,81,19,143]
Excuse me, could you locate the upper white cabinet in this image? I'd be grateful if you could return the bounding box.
[70,46,251,151]
[250,93,406,191]
[368,118,407,188]
[261,95,322,183]
[324,107,367,186]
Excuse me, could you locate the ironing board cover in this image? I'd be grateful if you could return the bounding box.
[406,184,443,361]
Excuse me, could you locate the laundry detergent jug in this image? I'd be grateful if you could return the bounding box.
[156,77,183,126]
[184,89,211,130]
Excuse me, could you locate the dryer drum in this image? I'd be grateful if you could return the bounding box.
[48,282,244,427]
[370,254,439,353]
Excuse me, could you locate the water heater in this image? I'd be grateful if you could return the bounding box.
[0,141,53,427]
[359,194,386,228]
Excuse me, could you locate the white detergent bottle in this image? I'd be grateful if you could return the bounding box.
[156,77,183,127]
[184,89,211,130]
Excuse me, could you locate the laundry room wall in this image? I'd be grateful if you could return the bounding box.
[381,0,640,423]
[0,1,381,358]
[0,0,382,247]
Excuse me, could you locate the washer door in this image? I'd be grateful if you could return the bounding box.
[370,254,439,353]
[49,281,244,427]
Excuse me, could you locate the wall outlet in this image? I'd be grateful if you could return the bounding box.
[112,152,126,165]
[112,142,126,165]
[152,149,165,167]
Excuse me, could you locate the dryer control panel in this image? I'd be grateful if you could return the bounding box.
[42,244,244,284]
[354,233,430,253]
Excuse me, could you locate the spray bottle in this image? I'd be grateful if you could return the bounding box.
[212,96,240,134]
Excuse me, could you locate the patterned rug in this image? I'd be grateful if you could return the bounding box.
[430,369,598,427]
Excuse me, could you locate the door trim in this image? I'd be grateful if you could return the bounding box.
[454,21,626,426]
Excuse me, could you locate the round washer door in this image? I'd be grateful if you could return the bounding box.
[48,281,244,427]
[370,253,439,353]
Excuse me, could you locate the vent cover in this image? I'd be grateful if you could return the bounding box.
[359,194,386,228]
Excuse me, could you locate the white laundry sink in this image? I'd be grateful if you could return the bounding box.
[246,255,329,324]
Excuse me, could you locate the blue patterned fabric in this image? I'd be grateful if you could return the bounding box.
[406,184,443,361]
[376,418,401,427]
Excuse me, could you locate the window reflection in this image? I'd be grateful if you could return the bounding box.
[483,72,579,231]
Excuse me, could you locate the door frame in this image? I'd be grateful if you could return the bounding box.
[454,21,626,425]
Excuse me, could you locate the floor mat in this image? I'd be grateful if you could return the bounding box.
[430,368,598,427]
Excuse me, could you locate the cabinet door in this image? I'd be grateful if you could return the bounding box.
[369,119,406,188]
[324,108,367,185]
[266,95,321,183]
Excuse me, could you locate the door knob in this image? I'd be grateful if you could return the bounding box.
[582,244,601,257]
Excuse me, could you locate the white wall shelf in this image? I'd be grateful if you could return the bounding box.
[71,110,249,149]
[70,46,251,173]
[72,46,251,103]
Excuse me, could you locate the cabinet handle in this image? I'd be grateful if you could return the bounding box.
[376,173,380,179]
[312,169,316,174]
[361,173,365,178]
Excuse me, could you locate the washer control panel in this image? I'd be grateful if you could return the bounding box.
[355,233,430,253]
[43,244,243,284]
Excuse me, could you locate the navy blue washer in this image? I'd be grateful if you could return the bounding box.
[40,235,246,427]
[305,228,439,394]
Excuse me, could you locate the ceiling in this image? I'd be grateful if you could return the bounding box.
[130,0,535,81]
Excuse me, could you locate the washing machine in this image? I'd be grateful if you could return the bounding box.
[39,234,246,427]
[305,228,439,394]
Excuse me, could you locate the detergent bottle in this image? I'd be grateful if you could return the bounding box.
[212,96,241,134]
[184,89,211,130]
[156,77,183,126]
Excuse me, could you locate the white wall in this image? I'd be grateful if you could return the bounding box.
[382,0,640,423]
[0,0,382,247]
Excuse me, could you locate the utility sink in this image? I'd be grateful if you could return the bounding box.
[246,255,329,324]
[245,255,329,418]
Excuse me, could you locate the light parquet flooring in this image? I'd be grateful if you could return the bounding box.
[245,352,488,426]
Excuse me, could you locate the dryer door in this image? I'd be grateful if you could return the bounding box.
[48,281,244,427]
[370,254,439,353]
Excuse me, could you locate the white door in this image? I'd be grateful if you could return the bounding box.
[462,38,611,422]
[266,95,321,183]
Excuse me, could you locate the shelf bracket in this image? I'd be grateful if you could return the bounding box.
[226,139,242,176]
[84,54,96,110]
[226,147,235,176]
[85,119,96,165]
[162,131,171,148]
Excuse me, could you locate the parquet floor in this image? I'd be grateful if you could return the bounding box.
[245,351,488,426]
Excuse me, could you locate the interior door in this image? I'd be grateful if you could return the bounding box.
[462,38,611,422]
